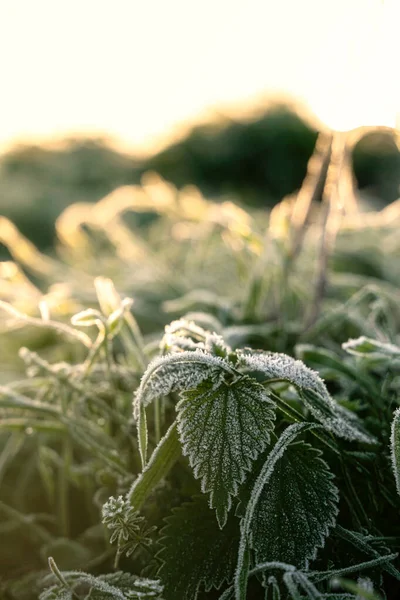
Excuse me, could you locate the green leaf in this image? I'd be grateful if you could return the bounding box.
[158,495,240,600]
[138,401,148,468]
[40,571,163,600]
[133,351,234,419]
[390,407,400,497]
[177,376,275,527]
[235,422,319,600]
[308,553,399,584]
[237,351,374,443]
[342,336,400,358]
[251,441,339,568]
[128,422,181,511]
[295,344,377,395]
[335,526,400,582]
[87,572,163,599]
[264,575,281,600]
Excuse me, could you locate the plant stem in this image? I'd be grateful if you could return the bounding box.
[306,131,348,329]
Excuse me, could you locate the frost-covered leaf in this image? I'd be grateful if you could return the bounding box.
[87,572,164,599]
[158,495,239,600]
[301,389,374,444]
[161,319,208,353]
[39,587,73,600]
[161,318,231,357]
[335,526,400,582]
[250,441,339,568]
[238,351,330,400]
[40,569,163,600]
[133,351,233,418]
[128,422,181,511]
[343,336,400,358]
[238,351,374,443]
[235,422,319,600]
[177,376,275,527]
[390,407,400,497]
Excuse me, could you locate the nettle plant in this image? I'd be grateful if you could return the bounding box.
[102,318,398,600]
[2,292,400,600]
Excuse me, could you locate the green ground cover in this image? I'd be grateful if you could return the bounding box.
[1,168,400,599]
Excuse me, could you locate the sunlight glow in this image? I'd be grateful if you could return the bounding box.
[0,0,398,154]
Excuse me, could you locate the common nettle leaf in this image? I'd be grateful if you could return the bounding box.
[177,376,275,527]
[238,351,374,443]
[133,351,234,418]
[301,389,375,444]
[158,495,240,600]
[235,423,323,600]
[250,441,339,568]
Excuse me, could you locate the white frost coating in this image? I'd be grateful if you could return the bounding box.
[165,318,208,337]
[238,352,333,406]
[161,319,208,353]
[250,441,339,569]
[390,407,400,497]
[238,352,376,444]
[161,319,231,357]
[177,377,275,529]
[234,422,318,600]
[343,336,400,357]
[133,351,234,419]
[163,333,204,353]
[204,332,231,356]
[302,389,376,444]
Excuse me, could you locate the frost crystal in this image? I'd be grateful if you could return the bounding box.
[343,336,400,357]
[161,319,231,357]
[238,351,375,444]
[238,351,332,405]
[133,351,234,418]
[250,441,339,568]
[390,407,400,497]
[177,376,275,528]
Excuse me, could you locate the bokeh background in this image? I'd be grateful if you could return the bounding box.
[0,0,399,250]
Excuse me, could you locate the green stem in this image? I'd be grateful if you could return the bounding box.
[154,397,161,444]
[48,557,80,599]
[128,422,181,510]
[59,391,71,537]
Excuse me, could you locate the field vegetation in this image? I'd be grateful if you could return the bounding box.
[1,123,400,599]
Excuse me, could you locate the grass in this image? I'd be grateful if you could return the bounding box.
[1,168,400,599]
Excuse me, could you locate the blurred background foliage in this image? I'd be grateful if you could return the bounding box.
[1,103,399,251]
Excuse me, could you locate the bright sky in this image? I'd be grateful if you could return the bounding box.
[0,0,398,154]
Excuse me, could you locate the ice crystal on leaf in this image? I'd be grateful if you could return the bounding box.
[161,318,231,357]
[238,351,375,443]
[40,570,163,600]
[133,351,233,419]
[390,407,400,497]
[177,376,275,528]
[250,441,339,568]
[102,495,154,559]
[238,351,331,401]
[343,336,400,358]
